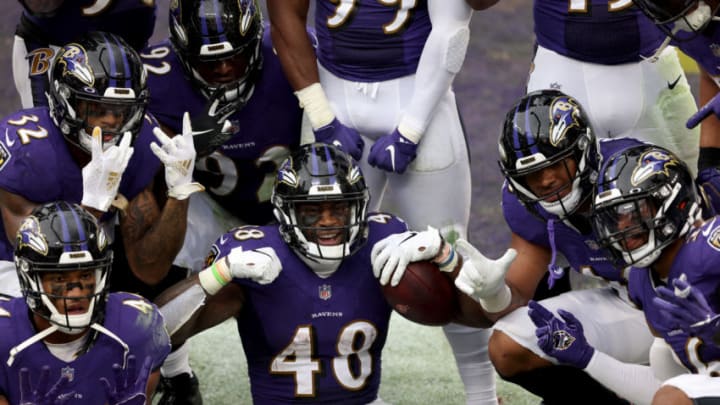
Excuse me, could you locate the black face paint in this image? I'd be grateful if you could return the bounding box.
[65,282,83,292]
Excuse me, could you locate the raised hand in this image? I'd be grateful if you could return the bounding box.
[653,274,720,345]
[528,300,595,369]
[313,118,364,161]
[454,239,516,312]
[19,366,75,405]
[371,227,444,287]
[687,91,720,129]
[100,355,153,405]
[151,113,204,200]
[81,128,134,212]
[367,128,418,174]
[190,88,237,157]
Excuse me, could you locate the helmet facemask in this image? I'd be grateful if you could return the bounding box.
[634,0,720,40]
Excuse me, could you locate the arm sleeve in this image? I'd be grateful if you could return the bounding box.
[398,0,473,142]
[584,350,661,405]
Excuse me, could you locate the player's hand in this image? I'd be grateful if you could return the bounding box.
[19,366,75,405]
[190,88,236,157]
[367,128,418,174]
[688,92,720,129]
[223,246,282,285]
[313,118,364,161]
[454,239,515,312]
[371,227,443,287]
[653,273,720,345]
[81,128,134,212]
[100,355,152,405]
[151,113,204,200]
[528,300,595,369]
[697,167,720,217]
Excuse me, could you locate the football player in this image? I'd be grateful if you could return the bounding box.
[453,90,656,404]
[141,1,305,398]
[556,143,720,403]
[632,0,720,212]
[266,0,496,402]
[155,143,489,403]
[0,201,170,404]
[13,0,157,108]
[528,0,699,172]
[141,0,304,270]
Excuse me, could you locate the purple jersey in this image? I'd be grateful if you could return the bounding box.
[142,28,302,224]
[18,0,156,50]
[502,137,645,282]
[669,24,720,78]
[0,107,162,261]
[0,292,170,404]
[534,0,664,64]
[314,0,431,82]
[628,217,720,373]
[208,213,407,403]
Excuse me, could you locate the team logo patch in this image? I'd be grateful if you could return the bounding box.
[548,96,581,146]
[584,239,600,251]
[711,43,720,58]
[16,216,48,256]
[61,366,75,382]
[707,227,720,252]
[552,330,576,351]
[57,44,94,88]
[0,141,10,172]
[319,284,332,300]
[631,149,678,186]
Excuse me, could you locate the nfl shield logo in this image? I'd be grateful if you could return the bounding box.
[61,366,75,382]
[319,284,332,300]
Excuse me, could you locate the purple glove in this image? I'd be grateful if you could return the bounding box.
[528,300,595,369]
[687,92,720,129]
[653,274,720,346]
[19,366,75,405]
[100,355,153,405]
[367,128,418,174]
[313,118,364,161]
[697,167,720,217]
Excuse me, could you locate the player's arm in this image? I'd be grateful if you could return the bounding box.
[465,0,500,9]
[0,394,7,405]
[266,0,317,91]
[156,245,281,343]
[0,189,38,245]
[119,184,190,286]
[453,232,550,323]
[395,0,473,144]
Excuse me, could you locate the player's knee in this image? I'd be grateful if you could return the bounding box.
[488,330,544,377]
[652,385,692,405]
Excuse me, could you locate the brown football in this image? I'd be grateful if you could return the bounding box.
[381,260,458,326]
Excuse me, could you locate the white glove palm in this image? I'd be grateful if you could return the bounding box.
[454,239,516,312]
[371,227,443,287]
[81,127,134,212]
[151,112,203,200]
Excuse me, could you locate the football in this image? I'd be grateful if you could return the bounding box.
[381,260,458,326]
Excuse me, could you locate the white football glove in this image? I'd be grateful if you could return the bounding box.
[454,239,516,313]
[81,127,134,212]
[199,246,282,295]
[150,112,204,200]
[371,227,443,287]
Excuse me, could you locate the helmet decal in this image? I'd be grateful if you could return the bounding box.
[277,157,298,188]
[548,96,580,147]
[348,164,363,185]
[631,149,679,186]
[57,45,94,88]
[17,216,49,256]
